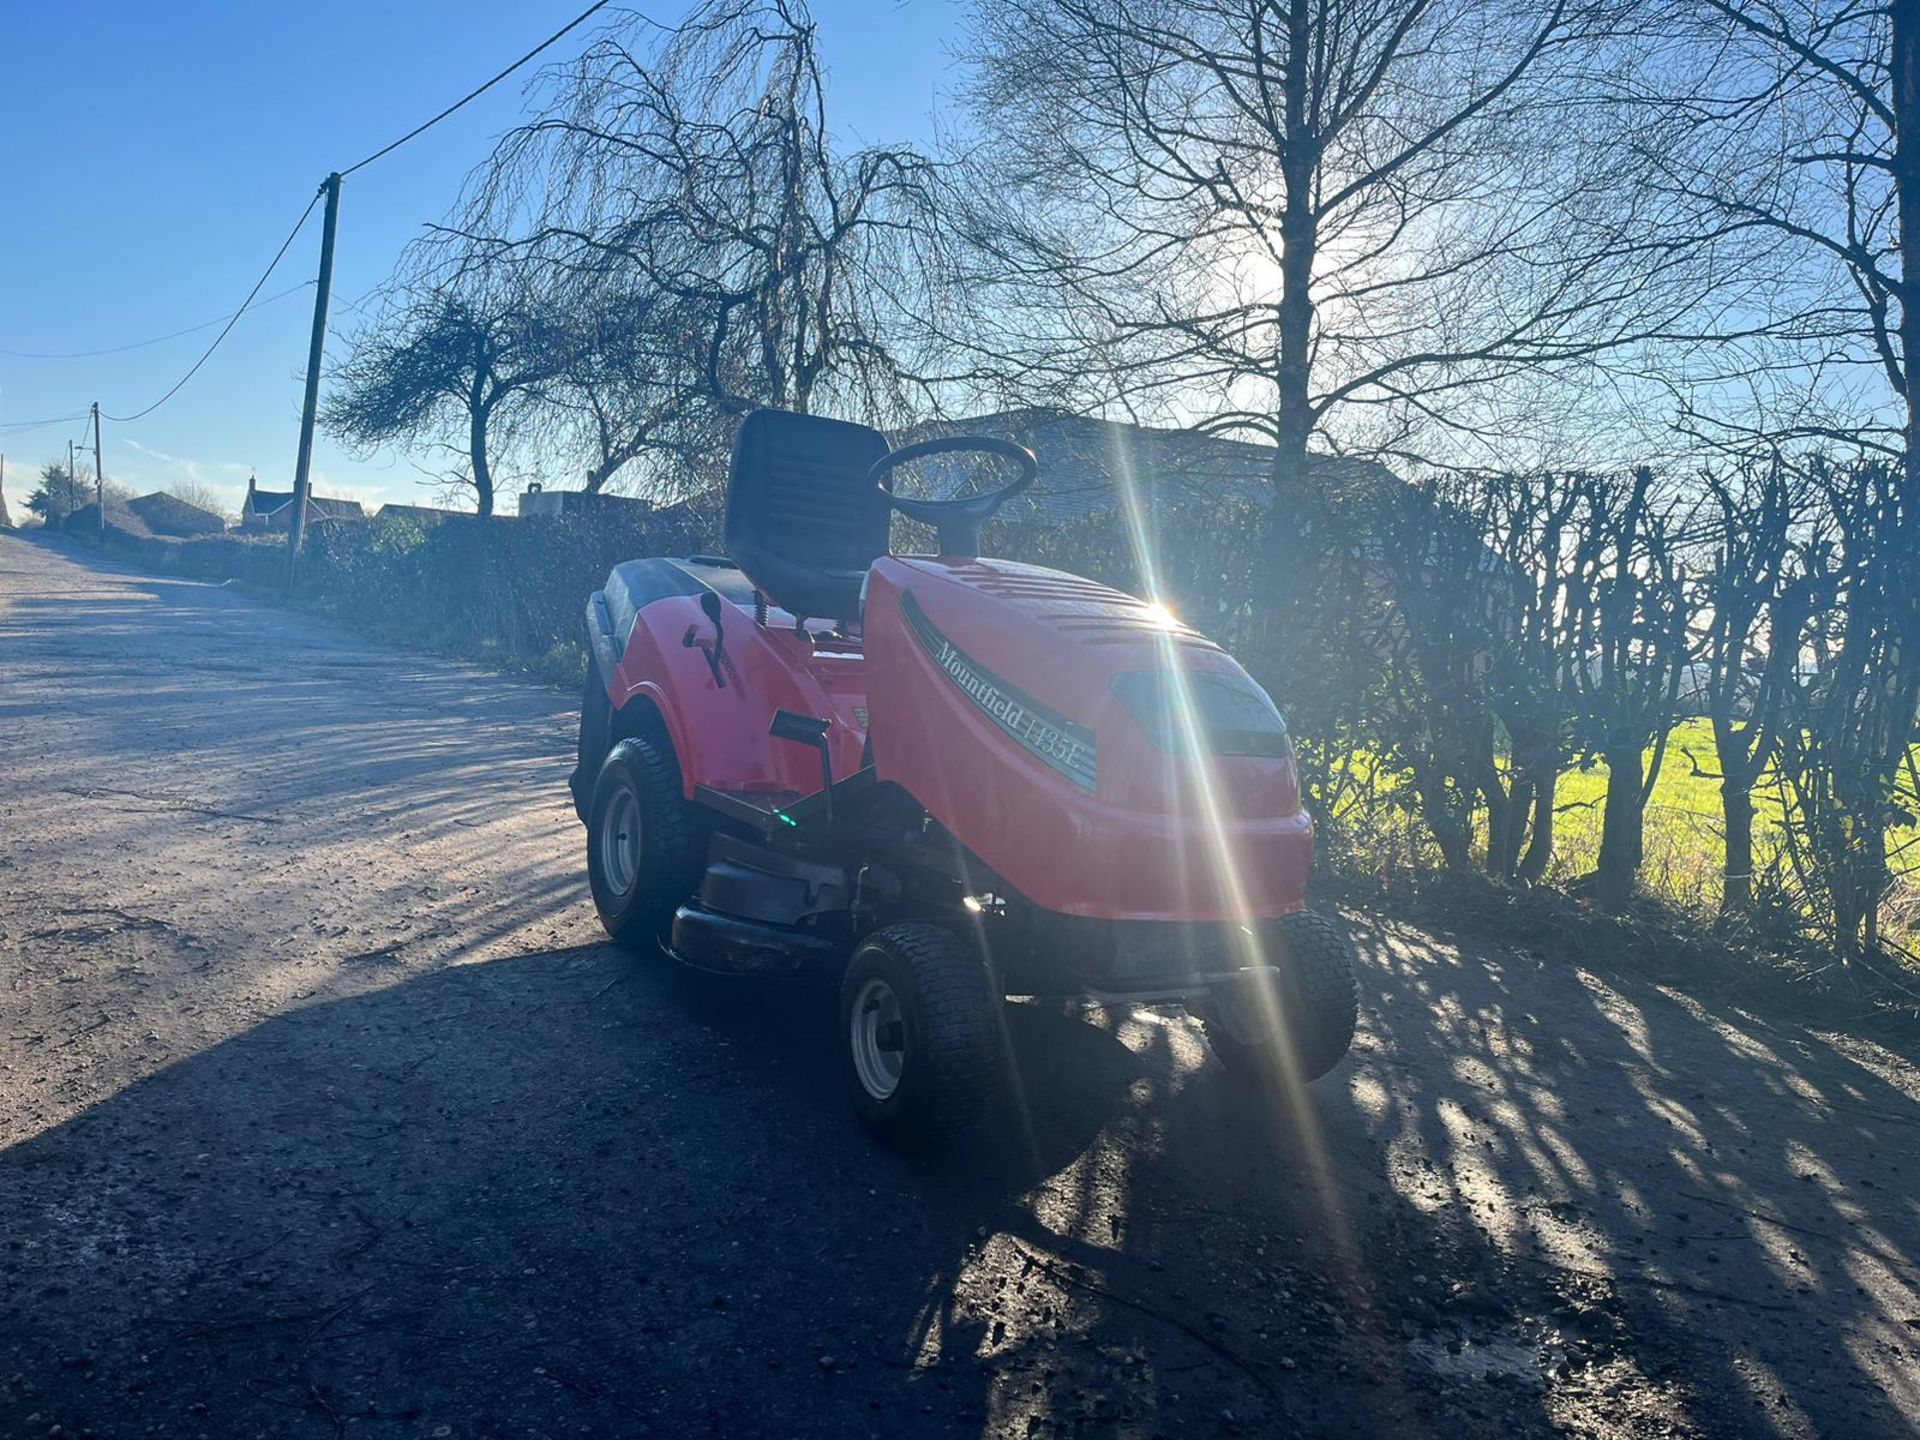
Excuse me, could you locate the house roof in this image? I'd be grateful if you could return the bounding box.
[375,502,459,522]
[246,487,364,521]
[127,491,226,536]
[896,409,1515,578]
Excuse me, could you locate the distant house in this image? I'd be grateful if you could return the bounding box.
[239,472,364,531]
[127,491,226,537]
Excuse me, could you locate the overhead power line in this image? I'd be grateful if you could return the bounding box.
[0,411,90,435]
[102,190,323,424]
[0,281,315,361]
[73,1,625,437]
[339,0,620,177]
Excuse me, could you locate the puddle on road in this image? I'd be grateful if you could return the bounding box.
[1409,1332,1545,1389]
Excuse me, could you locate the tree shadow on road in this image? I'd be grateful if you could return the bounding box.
[1339,916,1920,1438]
[8,920,1919,1437]
[0,922,1573,1439]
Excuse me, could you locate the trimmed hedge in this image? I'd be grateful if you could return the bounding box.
[296,510,723,664]
[109,526,290,588]
[103,510,728,681]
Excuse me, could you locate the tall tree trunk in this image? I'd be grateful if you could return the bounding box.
[1720,778,1755,916]
[1413,764,1473,870]
[1517,769,1556,883]
[1891,0,1919,957]
[1262,0,1319,610]
[1595,742,1643,910]
[1483,771,1528,877]
[1895,3,1920,517]
[470,395,495,518]
[1494,776,1530,877]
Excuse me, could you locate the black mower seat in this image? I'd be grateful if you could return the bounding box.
[724,408,891,621]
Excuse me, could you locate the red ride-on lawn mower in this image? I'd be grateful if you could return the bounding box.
[572,408,1358,1146]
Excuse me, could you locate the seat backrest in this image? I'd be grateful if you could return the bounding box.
[724,408,892,620]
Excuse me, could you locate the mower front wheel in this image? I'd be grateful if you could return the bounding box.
[586,736,704,952]
[1202,910,1359,1085]
[840,923,1001,1150]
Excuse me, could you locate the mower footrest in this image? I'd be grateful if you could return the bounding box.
[669,904,844,977]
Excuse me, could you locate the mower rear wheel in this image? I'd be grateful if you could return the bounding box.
[840,923,1000,1149]
[586,736,703,951]
[1202,910,1358,1085]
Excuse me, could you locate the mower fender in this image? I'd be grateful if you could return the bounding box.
[605,587,867,802]
[585,591,621,691]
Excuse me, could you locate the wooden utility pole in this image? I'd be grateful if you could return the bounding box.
[92,402,104,540]
[286,173,343,589]
[1896,0,1920,517]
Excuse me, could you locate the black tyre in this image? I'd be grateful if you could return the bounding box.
[840,923,1001,1149]
[1202,910,1358,1084]
[586,736,705,950]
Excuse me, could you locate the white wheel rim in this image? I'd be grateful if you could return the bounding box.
[1217,968,1281,1045]
[850,976,907,1101]
[600,788,642,896]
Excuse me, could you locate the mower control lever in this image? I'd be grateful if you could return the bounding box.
[683,590,729,688]
[769,709,836,830]
[870,436,1038,557]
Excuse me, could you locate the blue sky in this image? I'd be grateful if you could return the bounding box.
[0,1,962,516]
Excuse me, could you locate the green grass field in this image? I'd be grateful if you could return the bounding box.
[1548,718,1774,912]
[1324,717,1918,939]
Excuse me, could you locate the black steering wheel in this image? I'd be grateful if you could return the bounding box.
[870,436,1038,556]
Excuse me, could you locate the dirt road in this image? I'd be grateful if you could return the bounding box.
[5,531,1920,1439]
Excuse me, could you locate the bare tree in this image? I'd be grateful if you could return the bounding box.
[1478,472,1592,883]
[1368,479,1507,872]
[1562,469,1690,910]
[545,290,697,495]
[1362,470,1598,883]
[1771,457,1920,959]
[514,277,748,501]
[325,286,568,516]
[1648,2,1914,465]
[1650,3,1920,951]
[949,0,1724,603]
[445,0,941,439]
[1685,456,1819,915]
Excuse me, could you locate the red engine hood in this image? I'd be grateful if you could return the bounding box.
[863,556,1312,922]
